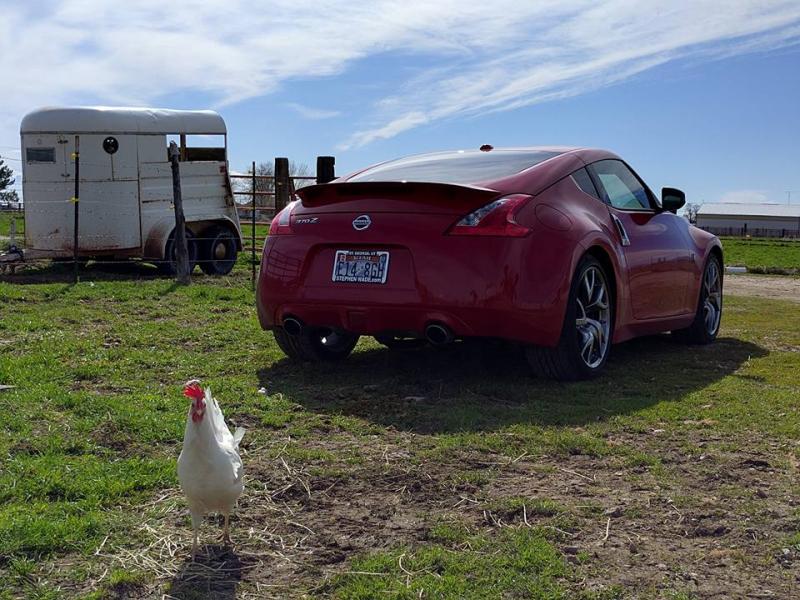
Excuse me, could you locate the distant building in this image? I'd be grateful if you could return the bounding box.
[696,203,800,238]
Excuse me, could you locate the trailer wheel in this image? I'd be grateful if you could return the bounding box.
[199,226,238,275]
[160,229,197,275]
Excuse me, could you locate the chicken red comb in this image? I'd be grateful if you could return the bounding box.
[183,381,204,401]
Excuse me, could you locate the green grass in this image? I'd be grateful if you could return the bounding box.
[0,210,24,252]
[1,268,799,596]
[328,526,568,599]
[721,237,800,271]
[0,210,23,236]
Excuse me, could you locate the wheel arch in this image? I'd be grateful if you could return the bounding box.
[584,245,618,311]
[570,235,631,343]
[708,243,724,270]
[191,218,244,251]
[143,217,243,259]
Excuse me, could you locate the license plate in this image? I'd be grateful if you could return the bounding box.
[332,250,390,284]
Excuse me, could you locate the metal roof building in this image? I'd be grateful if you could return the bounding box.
[696,203,800,238]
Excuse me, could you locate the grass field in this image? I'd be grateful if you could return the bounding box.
[721,237,800,271]
[1,266,799,599]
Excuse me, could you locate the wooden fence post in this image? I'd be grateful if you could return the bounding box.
[316,156,335,184]
[274,157,290,213]
[168,141,191,285]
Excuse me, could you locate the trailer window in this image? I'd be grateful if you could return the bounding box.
[26,148,55,163]
[166,134,226,162]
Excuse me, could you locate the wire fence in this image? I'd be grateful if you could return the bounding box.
[698,226,800,239]
[0,154,335,284]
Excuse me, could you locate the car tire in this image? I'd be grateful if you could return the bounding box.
[199,226,238,276]
[526,255,614,381]
[274,327,359,362]
[672,255,722,345]
[374,335,427,350]
[159,229,197,275]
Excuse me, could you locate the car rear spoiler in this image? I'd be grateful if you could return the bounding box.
[296,181,501,211]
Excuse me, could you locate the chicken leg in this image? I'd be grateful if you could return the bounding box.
[222,512,232,546]
[190,508,202,561]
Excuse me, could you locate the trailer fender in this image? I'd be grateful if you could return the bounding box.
[193,216,243,250]
[143,216,243,259]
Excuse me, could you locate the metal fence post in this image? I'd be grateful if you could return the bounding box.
[251,160,256,289]
[72,135,80,283]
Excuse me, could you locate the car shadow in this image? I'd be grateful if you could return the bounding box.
[257,335,766,434]
[167,545,245,600]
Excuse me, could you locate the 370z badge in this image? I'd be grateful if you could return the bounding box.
[295,217,318,224]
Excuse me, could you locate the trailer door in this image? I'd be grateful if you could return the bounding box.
[22,134,73,252]
[70,134,141,252]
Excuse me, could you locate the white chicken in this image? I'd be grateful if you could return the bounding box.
[177,380,245,559]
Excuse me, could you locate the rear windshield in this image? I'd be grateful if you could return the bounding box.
[348,150,562,185]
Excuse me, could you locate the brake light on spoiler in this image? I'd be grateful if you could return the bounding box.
[447,194,532,237]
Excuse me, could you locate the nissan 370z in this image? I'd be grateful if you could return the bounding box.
[256,147,723,380]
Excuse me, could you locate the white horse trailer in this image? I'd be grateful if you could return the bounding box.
[20,107,243,274]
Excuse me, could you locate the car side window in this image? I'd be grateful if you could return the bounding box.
[590,160,652,210]
[570,168,601,200]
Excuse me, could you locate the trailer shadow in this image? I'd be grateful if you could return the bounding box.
[0,259,163,284]
[0,259,237,285]
[257,335,766,434]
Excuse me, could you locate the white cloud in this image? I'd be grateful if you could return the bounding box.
[719,190,770,203]
[286,103,341,120]
[0,0,798,153]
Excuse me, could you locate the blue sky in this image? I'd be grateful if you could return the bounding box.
[1,1,798,205]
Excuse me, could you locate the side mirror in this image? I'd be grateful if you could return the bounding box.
[661,187,686,213]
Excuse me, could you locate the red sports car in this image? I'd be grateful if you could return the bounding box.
[256,147,723,380]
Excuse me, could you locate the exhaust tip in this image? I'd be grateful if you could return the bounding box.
[283,317,303,336]
[425,323,453,346]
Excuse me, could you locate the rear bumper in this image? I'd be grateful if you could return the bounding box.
[257,298,563,346]
[256,237,570,347]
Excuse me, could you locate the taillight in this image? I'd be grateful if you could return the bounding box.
[269,199,299,235]
[448,194,532,237]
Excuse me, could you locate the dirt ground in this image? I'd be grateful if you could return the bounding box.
[125,431,800,599]
[725,273,800,303]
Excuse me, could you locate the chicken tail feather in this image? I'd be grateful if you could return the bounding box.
[233,427,246,448]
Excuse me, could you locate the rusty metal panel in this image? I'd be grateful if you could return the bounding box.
[77,181,140,250]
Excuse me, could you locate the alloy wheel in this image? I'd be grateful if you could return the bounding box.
[703,260,722,336]
[574,265,611,369]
